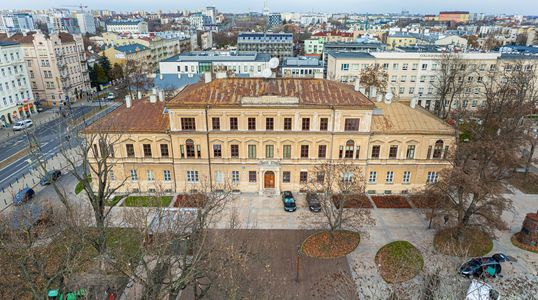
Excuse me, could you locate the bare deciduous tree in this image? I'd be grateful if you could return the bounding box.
[359,64,388,99]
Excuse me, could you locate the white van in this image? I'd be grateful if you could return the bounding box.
[12,119,33,131]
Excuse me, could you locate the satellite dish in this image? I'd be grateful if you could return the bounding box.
[87,46,92,51]
[384,92,393,104]
[268,57,280,69]
[262,68,272,78]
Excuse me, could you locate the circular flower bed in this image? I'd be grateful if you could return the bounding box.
[511,233,538,254]
[434,227,493,257]
[301,230,360,258]
[375,241,423,283]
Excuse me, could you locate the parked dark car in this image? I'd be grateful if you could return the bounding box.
[13,187,35,206]
[458,253,509,278]
[306,192,322,212]
[39,170,62,185]
[281,191,296,212]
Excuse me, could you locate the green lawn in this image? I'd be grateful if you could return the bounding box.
[123,196,173,207]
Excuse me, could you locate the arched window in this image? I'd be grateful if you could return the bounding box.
[345,140,354,158]
[433,140,443,159]
[186,139,195,158]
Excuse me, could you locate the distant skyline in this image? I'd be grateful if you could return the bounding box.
[1,0,537,15]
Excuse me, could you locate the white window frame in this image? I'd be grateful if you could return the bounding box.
[368,171,377,183]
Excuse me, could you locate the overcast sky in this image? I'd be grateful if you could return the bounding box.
[2,0,537,15]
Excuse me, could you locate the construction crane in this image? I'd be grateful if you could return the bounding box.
[62,4,88,12]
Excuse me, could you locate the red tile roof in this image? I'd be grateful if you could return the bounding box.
[312,30,353,37]
[0,32,36,44]
[84,100,169,133]
[168,78,374,108]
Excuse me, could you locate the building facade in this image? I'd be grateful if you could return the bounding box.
[76,12,96,34]
[85,78,455,196]
[304,38,325,56]
[0,13,34,33]
[326,51,537,112]
[159,51,272,77]
[1,31,91,107]
[237,32,294,59]
[106,20,149,34]
[0,41,36,125]
[281,57,323,78]
[267,13,282,29]
[438,11,470,23]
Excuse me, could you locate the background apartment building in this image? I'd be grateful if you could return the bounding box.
[159,51,272,77]
[0,41,36,126]
[237,32,294,59]
[1,31,91,107]
[85,78,454,195]
[326,51,537,112]
[106,20,149,34]
[76,12,96,34]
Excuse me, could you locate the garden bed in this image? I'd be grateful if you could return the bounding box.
[371,195,412,208]
[434,227,493,257]
[173,194,207,208]
[375,241,423,283]
[332,194,373,208]
[122,196,172,207]
[301,230,360,258]
[509,173,538,194]
[409,194,435,208]
[511,233,538,253]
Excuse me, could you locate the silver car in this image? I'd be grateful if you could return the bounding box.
[12,119,33,131]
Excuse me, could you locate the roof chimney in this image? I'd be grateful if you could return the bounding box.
[149,94,157,103]
[137,91,142,100]
[204,72,212,83]
[125,95,132,108]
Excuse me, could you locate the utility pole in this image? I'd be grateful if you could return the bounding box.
[295,245,301,282]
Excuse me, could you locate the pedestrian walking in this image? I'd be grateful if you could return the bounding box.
[444,215,449,225]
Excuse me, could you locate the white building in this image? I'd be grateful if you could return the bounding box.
[159,51,273,78]
[0,13,35,33]
[0,41,36,126]
[76,12,96,34]
[281,56,324,78]
[106,20,148,34]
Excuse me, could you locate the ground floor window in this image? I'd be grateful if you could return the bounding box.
[164,170,171,181]
[147,170,154,181]
[282,171,290,183]
[403,171,411,184]
[368,171,377,183]
[232,171,240,183]
[427,171,438,183]
[130,169,137,181]
[249,171,257,183]
[187,170,199,183]
[300,171,308,183]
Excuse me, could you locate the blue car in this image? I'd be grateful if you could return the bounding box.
[282,191,297,212]
[13,187,35,206]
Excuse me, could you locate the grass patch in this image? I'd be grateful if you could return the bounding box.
[123,196,172,207]
[434,227,493,257]
[511,233,538,254]
[106,196,124,207]
[375,241,423,283]
[509,173,538,194]
[301,230,360,258]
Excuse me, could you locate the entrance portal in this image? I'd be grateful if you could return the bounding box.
[264,171,275,189]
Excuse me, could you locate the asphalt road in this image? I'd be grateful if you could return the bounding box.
[0,103,119,192]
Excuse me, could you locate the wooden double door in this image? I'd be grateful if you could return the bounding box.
[264,171,275,189]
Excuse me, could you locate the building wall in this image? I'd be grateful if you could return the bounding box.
[0,43,36,125]
[304,38,324,55]
[93,104,454,195]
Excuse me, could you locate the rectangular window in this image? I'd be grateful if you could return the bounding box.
[344,118,360,131]
[300,145,309,158]
[389,145,398,159]
[406,145,415,159]
[319,118,328,131]
[215,171,223,183]
[427,171,438,183]
[317,172,325,183]
[342,172,353,183]
[341,63,349,71]
[283,171,291,183]
[302,118,310,131]
[284,118,292,130]
[422,64,428,70]
[126,144,135,157]
[265,145,274,158]
[249,171,256,183]
[130,169,138,181]
[231,145,239,158]
[109,170,115,181]
[248,117,256,130]
[248,145,256,159]
[368,171,377,183]
[371,145,380,159]
[160,144,169,157]
[212,117,220,130]
[230,117,238,130]
[213,144,222,158]
[265,117,274,130]
[403,171,411,184]
[143,144,152,157]
[355,146,360,159]
[181,117,196,130]
[164,170,171,181]
[186,142,195,158]
[232,171,240,183]
[386,171,393,183]
[283,145,292,159]
[187,170,199,183]
[147,170,154,181]
[318,145,327,158]
[300,171,308,183]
